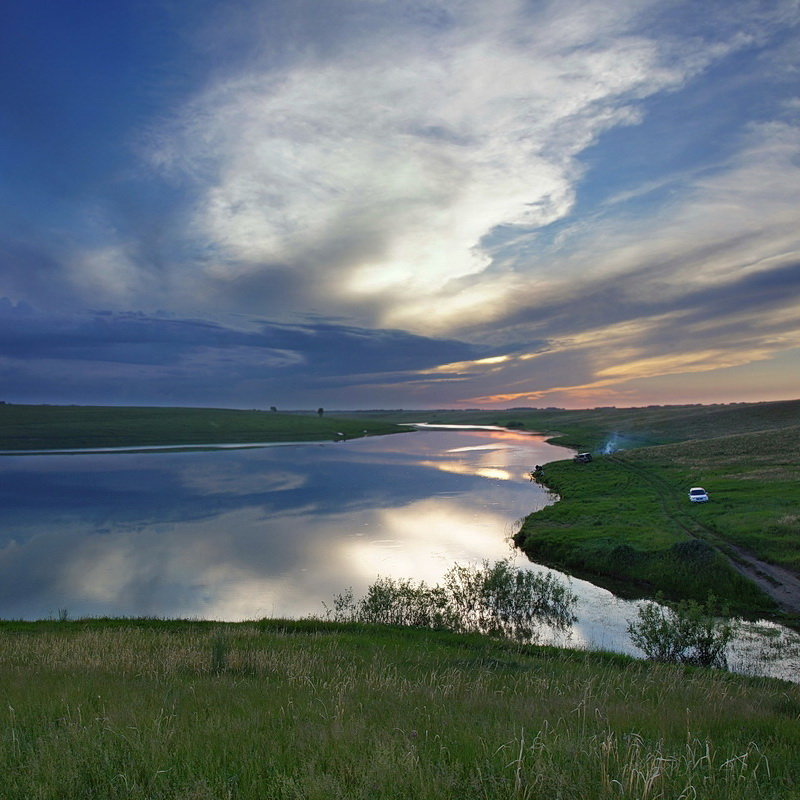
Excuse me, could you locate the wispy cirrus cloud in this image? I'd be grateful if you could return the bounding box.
[146,0,737,324]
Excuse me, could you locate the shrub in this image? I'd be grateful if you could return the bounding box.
[670,539,715,564]
[328,559,577,643]
[627,595,737,669]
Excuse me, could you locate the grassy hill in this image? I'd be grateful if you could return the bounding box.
[0,404,405,450]
[356,398,800,451]
[5,398,796,453]
[1,618,798,800]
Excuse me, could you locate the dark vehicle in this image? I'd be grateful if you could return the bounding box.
[573,452,593,464]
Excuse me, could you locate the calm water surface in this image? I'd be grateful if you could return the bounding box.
[1,427,796,679]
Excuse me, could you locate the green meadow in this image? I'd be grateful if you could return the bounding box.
[512,444,781,616]
[1,618,798,800]
[511,417,800,623]
[0,404,404,450]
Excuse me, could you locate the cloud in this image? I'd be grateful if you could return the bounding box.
[5,106,800,407]
[2,0,799,408]
[148,0,741,325]
[390,115,797,403]
[0,301,492,406]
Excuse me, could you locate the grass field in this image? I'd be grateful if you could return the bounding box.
[620,426,800,572]
[510,418,800,621]
[513,451,778,616]
[1,618,798,799]
[0,405,405,450]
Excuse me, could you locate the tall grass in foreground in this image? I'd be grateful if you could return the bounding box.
[1,619,798,799]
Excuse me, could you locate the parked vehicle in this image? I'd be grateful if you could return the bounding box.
[688,487,709,503]
[573,452,593,464]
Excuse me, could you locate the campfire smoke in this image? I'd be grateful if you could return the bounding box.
[602,433,621,455]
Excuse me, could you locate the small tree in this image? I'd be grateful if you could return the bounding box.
[627,594,737,669]
[317,407,324,417]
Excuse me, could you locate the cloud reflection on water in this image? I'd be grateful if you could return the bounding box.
[0,431,568,621]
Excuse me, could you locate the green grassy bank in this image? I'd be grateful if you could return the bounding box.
[1,618,798,799]
[0,405,405,450]
[511,417,800,622]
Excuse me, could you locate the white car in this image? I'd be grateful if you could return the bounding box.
[688,487,709,503]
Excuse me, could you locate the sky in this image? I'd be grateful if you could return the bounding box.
[1,0,799,410]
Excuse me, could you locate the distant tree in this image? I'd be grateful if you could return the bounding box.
[270,406,277,412]
[317,407,324,417]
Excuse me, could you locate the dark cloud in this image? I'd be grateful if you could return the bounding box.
[0,241,83,309]
[0,300,491,406]
[678,260,800,323]
[473,252,800,353]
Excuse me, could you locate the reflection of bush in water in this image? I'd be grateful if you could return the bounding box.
[328,559,577,643]
[728,622,800,680]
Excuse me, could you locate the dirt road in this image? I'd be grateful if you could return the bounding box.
[609,456,800,617]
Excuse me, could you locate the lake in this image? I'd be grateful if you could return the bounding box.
[1,426,796,679]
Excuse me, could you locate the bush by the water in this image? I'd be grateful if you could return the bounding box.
[627,594,737,668]
[328,559,577,642]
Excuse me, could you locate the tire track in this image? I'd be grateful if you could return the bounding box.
[608,455,800,616]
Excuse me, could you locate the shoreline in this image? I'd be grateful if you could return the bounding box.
[0,404,407,451]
